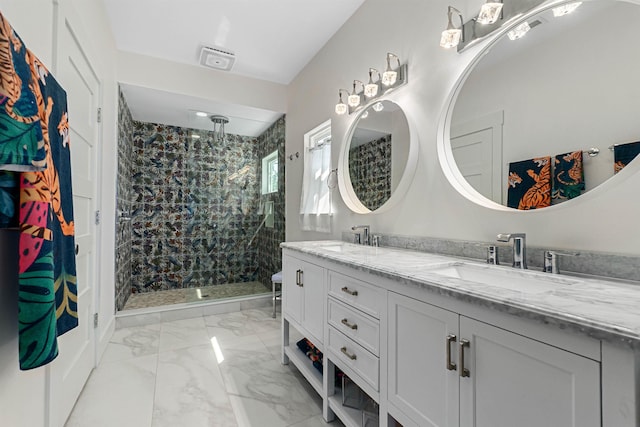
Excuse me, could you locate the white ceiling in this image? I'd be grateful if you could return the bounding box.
[103,0,366,136]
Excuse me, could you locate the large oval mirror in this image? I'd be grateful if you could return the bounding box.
[446,0,640,210]
[339,100,417,213]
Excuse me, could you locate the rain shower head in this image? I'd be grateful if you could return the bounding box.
[210,115,229,142]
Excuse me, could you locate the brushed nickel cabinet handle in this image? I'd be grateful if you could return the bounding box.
[446,334,457,371]
[341,318,358,330]
[340,346,357,360]
[459,339,470,378]
[296,269,303,287]
[341,286,358,296]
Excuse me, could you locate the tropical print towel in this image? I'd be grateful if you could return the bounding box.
[0,14,46,171]
[507,156,551,210]
[0,12,78,370]
[614,141,640,174]
[552,150,584,204]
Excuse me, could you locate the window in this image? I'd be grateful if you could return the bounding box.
[300,120,332,232]
[261,150,278,194]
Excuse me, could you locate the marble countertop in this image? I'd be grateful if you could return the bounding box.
[282,240,640,347]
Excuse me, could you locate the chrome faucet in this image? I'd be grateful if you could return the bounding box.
[497,233,527,269]
[351,225,370,246]
[543,250,580,274]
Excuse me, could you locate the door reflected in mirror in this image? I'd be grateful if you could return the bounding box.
[346,100,410,211]
[449,0,640,209]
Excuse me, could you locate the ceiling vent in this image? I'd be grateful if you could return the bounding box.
[199,45,236,71]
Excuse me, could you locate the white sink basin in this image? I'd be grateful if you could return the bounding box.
[427,262,581,294]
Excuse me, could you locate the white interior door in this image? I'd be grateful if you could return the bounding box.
[49,3,100,426]
[450,111,503,204]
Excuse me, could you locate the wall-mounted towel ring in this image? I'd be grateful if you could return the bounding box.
[288,152,299,161]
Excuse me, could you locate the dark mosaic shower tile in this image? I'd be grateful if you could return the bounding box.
[117,109,284,298]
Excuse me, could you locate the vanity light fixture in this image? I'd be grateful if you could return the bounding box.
[477,0,504,24]
[333,53,407,116]
[348,80,364,108]
[507,21,530,40]
[335,89,349,115]
[372,102,384,112]
[552,2,582,17]
[364,68,381,98]
[382,53,400,86]
[440,6,465,49]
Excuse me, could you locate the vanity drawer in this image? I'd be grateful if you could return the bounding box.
[328,326,379,391]
[328,298,379,356]
[328,271,382,319]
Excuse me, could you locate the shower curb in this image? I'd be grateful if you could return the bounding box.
[114,293,273,329]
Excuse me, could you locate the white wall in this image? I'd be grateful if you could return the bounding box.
[0,0,118,425]
[285,0,640,256]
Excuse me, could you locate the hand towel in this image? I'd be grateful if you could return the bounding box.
[614,141,640,173]
[552,150,584,204]
[507,156,551,210]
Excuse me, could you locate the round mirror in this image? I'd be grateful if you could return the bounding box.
[445,0,640,210]
[338,100,417,213]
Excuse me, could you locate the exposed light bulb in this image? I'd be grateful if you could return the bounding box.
[348,81,362,108]
[477,1,503,25]
[372,102,384,112]
[364,68,379,97]
[348,93,361,108]
[361,110,369,119]
[440,6,464,49]
[507,21,530,40]
[382,69,397,86]
[440,28,462,49]
[382,53,400,86]
[335,89,348,115]
[553,2,582,17]
[335,103,347,115]
[364,82,378,98]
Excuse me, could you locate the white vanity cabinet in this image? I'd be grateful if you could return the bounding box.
[388,292,600,427]
[281,244,636,427]
[282,254,325,347]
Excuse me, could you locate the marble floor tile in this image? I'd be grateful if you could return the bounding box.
[101,323,161,363]
[152,344,238,427]
[69,307,342,427]
[228,392,322,427]
[204,308,280,343]
[218,341,322,425]
[65,354,157,427]
[158,316,210,352]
